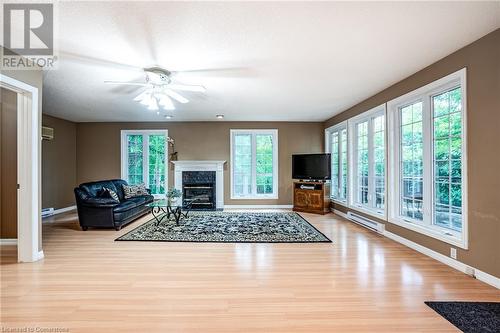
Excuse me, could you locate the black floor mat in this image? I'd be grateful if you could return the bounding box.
[425,301,500,333]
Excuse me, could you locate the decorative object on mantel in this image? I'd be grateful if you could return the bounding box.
[167,136,178,161]
[165,187,182,206]
[115,211,332,243]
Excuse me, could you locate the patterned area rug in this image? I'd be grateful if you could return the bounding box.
[116,212,331,243]
[425,301,500,333]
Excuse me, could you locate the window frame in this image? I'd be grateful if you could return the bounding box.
[347,104,387,219]
[325,121,348,205]
[387,68,468,249]
[230,129,279,200]
[120,129,169,198]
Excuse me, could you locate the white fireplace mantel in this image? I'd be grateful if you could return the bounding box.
[172,160,226,209]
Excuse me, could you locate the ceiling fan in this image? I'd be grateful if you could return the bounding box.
[104,67,206,112]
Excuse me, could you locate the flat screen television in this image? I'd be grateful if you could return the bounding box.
[292,153,331,181]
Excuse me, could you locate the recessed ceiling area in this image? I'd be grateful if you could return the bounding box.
[42,1,500,122]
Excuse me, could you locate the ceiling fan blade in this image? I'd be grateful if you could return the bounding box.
[165,89,188,104]
[172,66,256,78]
[104,81,148,86]
[61,51,143,72]
[169,83,206,93]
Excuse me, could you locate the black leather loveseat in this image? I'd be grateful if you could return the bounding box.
[74,179,154,230]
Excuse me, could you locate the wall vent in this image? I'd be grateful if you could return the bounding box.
[347,211,385,234]
[42,126,54,140]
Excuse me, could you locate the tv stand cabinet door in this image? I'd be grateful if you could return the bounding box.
[307,191,324,211]
[294,190,309,209]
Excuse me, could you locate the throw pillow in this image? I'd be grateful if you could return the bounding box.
[100,187,120,202]
[122,183,148,199]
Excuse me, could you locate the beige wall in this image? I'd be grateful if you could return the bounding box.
[42,114,77,209]
[324,29,500,278]
[76,122,324,205]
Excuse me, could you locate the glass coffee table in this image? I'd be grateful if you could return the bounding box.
[147,199,197,226]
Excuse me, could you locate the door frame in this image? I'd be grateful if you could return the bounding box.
[0,74,42,262]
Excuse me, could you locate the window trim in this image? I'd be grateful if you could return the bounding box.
[120,129,169,198]
[325,121,348,205]
[230,129,279,200]
[387,68,468,249]
[347,104,387,219]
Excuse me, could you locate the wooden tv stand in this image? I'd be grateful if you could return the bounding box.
[293,181,330,215]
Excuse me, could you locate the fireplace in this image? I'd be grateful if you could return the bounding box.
[182,171,216,210]
[173,160,226,210]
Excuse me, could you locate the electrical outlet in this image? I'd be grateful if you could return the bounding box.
[450,247,457,259]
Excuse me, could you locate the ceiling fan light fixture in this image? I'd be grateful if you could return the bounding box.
[216,114,224,119]
[147,97,159,111]
[158,94,175,111]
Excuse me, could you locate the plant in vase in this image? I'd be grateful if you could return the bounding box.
[166,188,182,206]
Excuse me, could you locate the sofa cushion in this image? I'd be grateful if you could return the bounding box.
[112,179,129,201]
[113,204,149,223]
[99,187,120,203]
[122,183,149,199]
[113,200,138,213]
[81,180,118,198]
[127,195,154,206]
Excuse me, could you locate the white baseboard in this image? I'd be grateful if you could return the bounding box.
[384,230,500,289]
[332,208,499,289]
[0,239,17,245]
[224,205,293,209]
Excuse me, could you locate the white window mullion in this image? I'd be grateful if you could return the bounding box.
[422,97,432,227]
[368,117,375,209]
[251,133,257,196]
[143,134,149,186]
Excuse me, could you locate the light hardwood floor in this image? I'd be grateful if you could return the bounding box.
[1,211,499,332]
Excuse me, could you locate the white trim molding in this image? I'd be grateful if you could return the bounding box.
[325,121,349,204]
[0,74,41,263]
[347,104,387,220]
[387,68,468,249]
[334,208,499,289]
[384,230,499,289]
[230,129,279,200]
[120,129,169,198]
[172,160,226,210]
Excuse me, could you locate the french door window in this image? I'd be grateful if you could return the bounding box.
[348,105,386,216]
[121,130,168,196]
[230,129,278,199]
[325,122,348,203]
[388,69,467,248]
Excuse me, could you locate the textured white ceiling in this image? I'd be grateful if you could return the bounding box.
[42,1,500,122]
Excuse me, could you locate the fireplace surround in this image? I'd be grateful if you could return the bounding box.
[172,161,226,210]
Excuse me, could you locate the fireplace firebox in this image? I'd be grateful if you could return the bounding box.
[182,171,216,210]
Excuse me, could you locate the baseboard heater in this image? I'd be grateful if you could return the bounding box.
[41,208,54,217]
[346,211,385,234]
